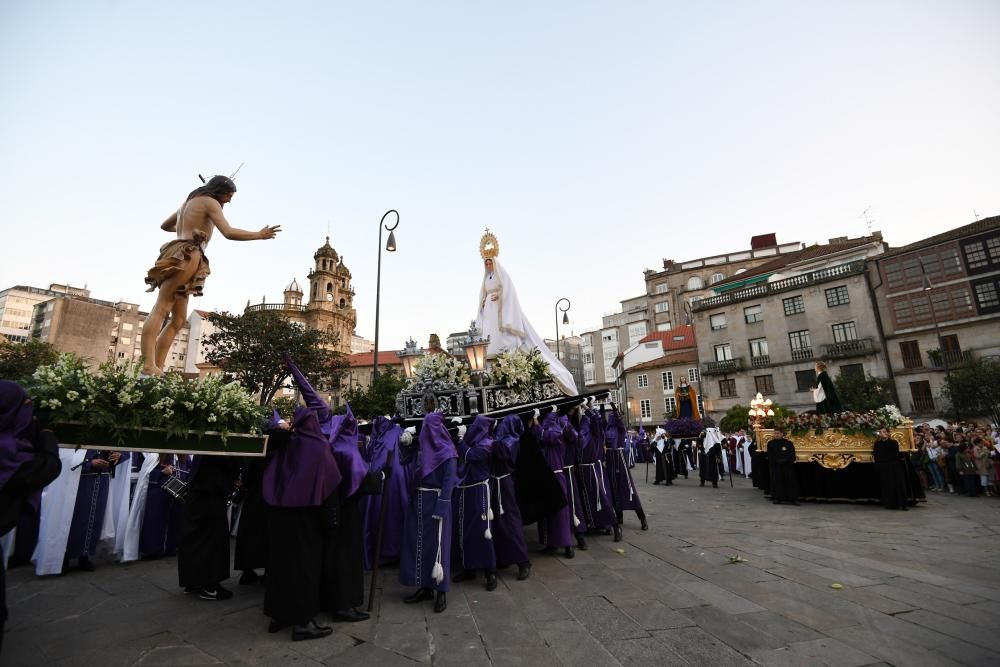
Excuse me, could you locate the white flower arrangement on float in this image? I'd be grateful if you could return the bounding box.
[487,348,552,391]
[29,354,267,443]
[411,353,471,387]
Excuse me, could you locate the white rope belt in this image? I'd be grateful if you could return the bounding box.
[458,479,492,541]
[489,474,511,516]
[416,487,445,583]
[615,449,634,500]
[580,462,606,511]
[561,465,582,527]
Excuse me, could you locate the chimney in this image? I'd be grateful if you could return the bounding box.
[750,233,777,249]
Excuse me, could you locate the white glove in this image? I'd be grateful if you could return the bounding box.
[457,424,467,439]
[400,426,416,446]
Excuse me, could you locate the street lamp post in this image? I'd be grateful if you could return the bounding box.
[462,324,490,414]
[372,210,399,380]
[554,298,571,361]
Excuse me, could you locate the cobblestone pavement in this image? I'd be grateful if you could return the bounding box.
[5,475,1000,666]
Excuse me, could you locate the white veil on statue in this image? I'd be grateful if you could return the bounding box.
[474,232,578,396]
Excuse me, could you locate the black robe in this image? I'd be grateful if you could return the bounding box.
[321,472,383,612]
[698,441,721,484]
[815,371,843,414]
[514,424,567,526]
[766,438,798,502]
[234,457,268,572]
[177,456,239,589]
[265,504,326,626]
[652,438,672,484]
[873,438,909,509]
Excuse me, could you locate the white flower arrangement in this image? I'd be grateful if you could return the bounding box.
[30,354,266,443]
[488,348,552,391]
[412,353,471,386]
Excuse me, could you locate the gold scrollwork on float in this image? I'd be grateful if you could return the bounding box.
[755,420,915,470]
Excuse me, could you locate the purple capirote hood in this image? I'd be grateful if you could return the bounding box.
[262,406,342,507]
[418,412,457,479]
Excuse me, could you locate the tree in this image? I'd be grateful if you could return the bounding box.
[719,402,795,432]
[341,369,407,420]
[203,311,349,405]
[834,370,896,413]
[942,357,1000,426]
[0,339,60,385]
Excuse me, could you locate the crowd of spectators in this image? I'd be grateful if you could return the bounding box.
[911,422,999,497]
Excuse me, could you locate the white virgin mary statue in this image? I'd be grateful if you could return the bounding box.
[474,235,578,396]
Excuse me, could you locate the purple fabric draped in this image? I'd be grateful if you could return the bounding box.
[283,354,333,431]
[490,415,529,567]
[0,381,36,489]
[263,407,342,507]
[361,417,409,569]
[418,413,458,480]
[328,403,368,498]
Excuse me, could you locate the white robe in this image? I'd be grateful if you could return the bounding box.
[474,259,578,396]
[33,448,86,575]
[100,456,133,557]
[122,453,160,562]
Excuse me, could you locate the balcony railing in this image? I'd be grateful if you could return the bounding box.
[821,337,879,360]
[693,260,867,312]
[703,358,743,375]
[245,303,308,313]
[927,349,972,368]
[750,354,770,367]
[791,348,814,361]
[911,396,935,412]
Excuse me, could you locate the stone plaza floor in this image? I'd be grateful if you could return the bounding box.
[4,473,1000,666]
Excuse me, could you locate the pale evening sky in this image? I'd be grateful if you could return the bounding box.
[1,1,998,351]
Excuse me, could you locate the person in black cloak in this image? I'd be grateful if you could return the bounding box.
[262,406,341,641]
[513,410,567,528]
[489,415,532,580]
[697,431,722,488]
[0,381,62,656]
[603,406,648,536]
[873,428,910,510]
[651,428,670,485]
[234,455,268,585]
[177,452,241,600]
[766,428,799,505]
[812,362,843,415]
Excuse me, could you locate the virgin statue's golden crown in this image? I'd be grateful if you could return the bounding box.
[480,229,500,260]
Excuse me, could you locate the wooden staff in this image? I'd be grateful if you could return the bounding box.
[367,446,396,613]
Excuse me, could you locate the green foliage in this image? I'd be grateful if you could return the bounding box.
[342,370,407,420]
[203,311,349,405]
[719,405,750,433]
[271,395,298,421]
[942,357,1000,425]
[0,339,60,385]
[834,371,896,413]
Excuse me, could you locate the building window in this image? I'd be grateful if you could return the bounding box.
[637,374,648,388]
[840,363,864,380]
[783,295,805,316]
[973,278,1000,313]
[964,239,990,269]
[640,399,652,420]
[687,276,704,290]
[628,322,648,345]
[831,321,858,343]
[664,397,676,415]
[795,370,815,392]
[655,283,669,294]
[825,285,850,307]
[714,343,732,361]
[656,322,672,331]
[754,375,775,395]
[900,340,922,369]
[688,368,700,383]
[910,381,934,412]
[749,337,768,358]
[584,368,595,383]
[788,330,812,360]
[655,301,669,313]
[661,371,674,391]
[710,272,726,285]
[690,296,704,308]
[744,304,763,324]
[709,313,727,330]
[719,379,737,398]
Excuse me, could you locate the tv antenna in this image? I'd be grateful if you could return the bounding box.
[859,206,874,236]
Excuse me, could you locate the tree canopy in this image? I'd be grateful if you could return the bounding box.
[0,339,60,385]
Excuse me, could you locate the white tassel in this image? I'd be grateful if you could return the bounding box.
[432,516,444,584]
[432,561,444,584]
[488,508,494,521]
[484,527,492,540]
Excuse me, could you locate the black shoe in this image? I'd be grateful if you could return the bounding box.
[198,584,233,601]
[576,535,588,551]
[239,570,261,585]
[700,481,705,487]
[292,620,333,641]
[485,572,497,591]
[452,569,476,583]
[653,481,661,485]
[713,483,718,488]
[790,502,801,506]
[773,500,782,504]
[640,517,649,531]
[403,588,434,603]
[517,563,531,581]
[564,547,575,559]
[76,557,96,572]
[268,620,287,634]
[434,592,447,613]
[332,607,370,622]
[183,585,200,594]
[613,524,623,542]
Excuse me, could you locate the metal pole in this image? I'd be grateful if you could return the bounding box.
[372,210,399,381]
[554,298,570,361]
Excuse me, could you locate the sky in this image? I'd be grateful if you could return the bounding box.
[2,1,998,350]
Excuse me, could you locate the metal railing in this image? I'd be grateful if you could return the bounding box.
[750,354,770,367]
[703,358,743,375]
[790,348,814,361]
[821,337,878,359]
[693,260,867,311]
[928,349,972,368]
[245,303,308,313]
[911,397,935,412]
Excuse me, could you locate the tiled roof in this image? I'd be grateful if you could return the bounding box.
[349,351,403,367]
[712,236,879,288]
[638,324,696,350]
[627,350,699,372]
[878,214,1000,259]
